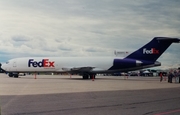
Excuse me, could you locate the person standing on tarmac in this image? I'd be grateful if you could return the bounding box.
[168,72,174,83]
[178,71,180,83]
[160,72,163,82]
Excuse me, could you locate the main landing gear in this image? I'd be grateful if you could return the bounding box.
[82,74,96,79]
[8,72,19,78]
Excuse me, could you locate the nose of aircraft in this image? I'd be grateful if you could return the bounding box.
[1,63,7,72]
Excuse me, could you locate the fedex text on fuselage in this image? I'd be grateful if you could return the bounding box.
[28,59,55,68]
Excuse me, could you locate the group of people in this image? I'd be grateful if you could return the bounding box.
[159,71,180,83]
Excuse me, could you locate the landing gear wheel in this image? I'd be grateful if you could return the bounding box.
[14,74,19,78]
[83,74,89,79]
[8,73,13,77]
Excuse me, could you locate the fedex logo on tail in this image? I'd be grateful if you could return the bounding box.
[28,59,55,68]
[143,48,159,54]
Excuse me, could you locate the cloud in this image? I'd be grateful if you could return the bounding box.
[12,36,30,42]
[58,44,72,51]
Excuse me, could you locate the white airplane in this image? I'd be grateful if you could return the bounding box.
[1,37,180,79]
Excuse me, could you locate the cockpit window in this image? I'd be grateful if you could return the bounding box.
[6,61,9,64]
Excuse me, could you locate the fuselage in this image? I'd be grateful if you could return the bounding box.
[2,56,160,74]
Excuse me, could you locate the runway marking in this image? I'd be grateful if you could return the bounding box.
[154,109,180,115]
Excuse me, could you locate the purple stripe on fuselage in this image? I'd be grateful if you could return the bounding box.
[108,58,154,70]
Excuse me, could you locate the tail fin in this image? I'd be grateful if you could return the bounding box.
[125,37,180,62]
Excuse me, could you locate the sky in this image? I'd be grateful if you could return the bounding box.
[0,0,180,69]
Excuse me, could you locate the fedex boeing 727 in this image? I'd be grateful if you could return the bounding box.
[1,37,180,79]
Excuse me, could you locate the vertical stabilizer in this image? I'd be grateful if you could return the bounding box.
[125,37,180,62]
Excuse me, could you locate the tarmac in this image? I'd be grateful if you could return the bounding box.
[0,74,179,95]
[1,73,180,115]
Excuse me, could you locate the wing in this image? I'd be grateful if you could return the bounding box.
[61,66,95,74]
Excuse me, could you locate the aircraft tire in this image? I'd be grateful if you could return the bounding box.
[13,74,19,78]
[83,74,89,79]
[8,73,13,77]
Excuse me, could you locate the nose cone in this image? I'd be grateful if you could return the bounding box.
[1,63,7,72]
